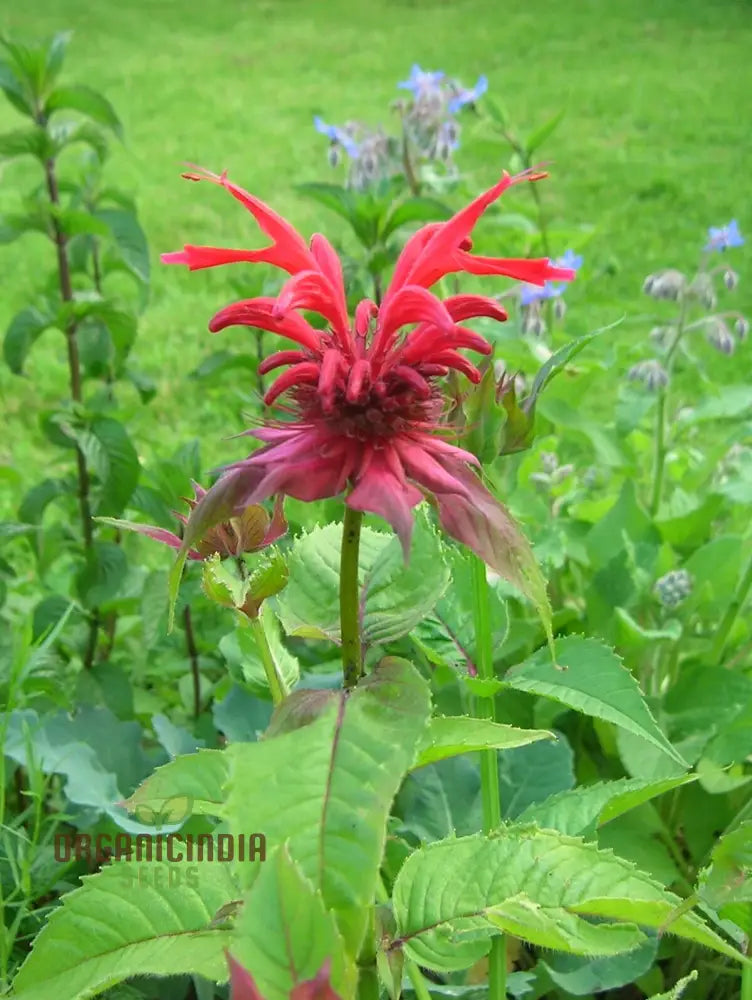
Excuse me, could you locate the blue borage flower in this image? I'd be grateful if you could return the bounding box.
[705,219,744,252]
[520,249,583,306]
[448,75,488,113]
[313,115,359,159]
[397,64,446,96]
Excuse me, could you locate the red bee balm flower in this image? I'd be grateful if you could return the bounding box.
[163,168,575,597]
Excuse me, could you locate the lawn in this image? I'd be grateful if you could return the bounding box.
[1,0,751,500]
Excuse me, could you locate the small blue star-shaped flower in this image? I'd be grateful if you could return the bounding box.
[704,219,744,252]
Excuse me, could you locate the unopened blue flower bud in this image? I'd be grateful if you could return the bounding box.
[644,269,687,301]
[654,569,693,608]
[724,269,739,290]
[628,359,669,391]
[734,316,749,340]
[706,318,735,355]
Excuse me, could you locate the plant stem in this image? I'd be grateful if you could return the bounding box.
[183,605,202,717]
[400,119,420,196]
[649,298,688,517]
[340,507,364,689]
[470,554,507,1000]
[742,963,752,1000]
[43,155,98,668]
[407,959,433,1000]
[711,553,752,666]
[249,614,287,705]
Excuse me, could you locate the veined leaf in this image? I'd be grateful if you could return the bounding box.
[380,195,453,241]
[524,107,566,155]
[518,775,695,837]
[390,829,743,972]
[274,515,449,646]
[3,307,52,375]
[123,748,228,820]
[45,84,123,138]
[88,417,141,516]
[503,636,686,765]
[10,858,236,1000]
[414,716,552,769]
[230,848,357,1000]
[646,972,698,1000]
[96,208,149,283]
[0,125,51,160]
[225,657,431,956]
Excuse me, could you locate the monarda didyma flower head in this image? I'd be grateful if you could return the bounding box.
[162,167,575,595]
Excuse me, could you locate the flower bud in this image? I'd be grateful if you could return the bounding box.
[540,452,558,475]
[554,297,567,321]
[649,326,670,345]
[628,359,669,391]
[643,269,687,301]
[552,463,574,484]
[706,318,735,355]
[688,272,716,309]
[654,569,693,609]
[734,316,749,340]
[723,269,739,290]
[327,144,340,168]
[522,307,546,338]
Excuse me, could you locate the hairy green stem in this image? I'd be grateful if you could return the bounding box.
[249,615,287,705]
[743,963,752,1000]
[711,553,752,666]
[183,605,202,717]
[340,507,364,689]
[471,554,507,1000]
[650,299,688,516]
[406,960,433,1000]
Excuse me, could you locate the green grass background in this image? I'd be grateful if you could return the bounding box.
[1,0,751,500]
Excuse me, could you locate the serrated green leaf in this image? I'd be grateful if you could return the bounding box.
[541,941,658,997]
[3,307,52,374]
[202,553,248,609]
[503,636,686,765]
[646,972,698,1000]
[9,858,236,1000]
[230,848,357,1000]
[699,821,752,909]
[76,541,128,607]
[518,775,695,837]
[414,716,552,768]
[226,657,431,955]
[123,748,228,819]
[45,83,123,138]
[391,829,743,971]
[275,515,449,645]
[18,477,67,523]
[412,548,508,675]
[0,60,34,116]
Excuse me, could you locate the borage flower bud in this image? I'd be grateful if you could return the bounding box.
[734,316,749,340]
[628,359,669,391]
[654,569,693,609]
[706,317,735,355]
[723,269,739,291]
[162,167,576,591]
[643,269,686,301]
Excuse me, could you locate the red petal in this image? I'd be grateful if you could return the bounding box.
[310,234,350,341]
[374,284,455,357]
[257,350,308,375]
[347,449,422,558]
[274,270,350,344]
[264,362,321,406]
[443,293,508,323]
[162,245,293,272]
[173,168,314,275]
[210,297,322,351]
[428,350,482,382]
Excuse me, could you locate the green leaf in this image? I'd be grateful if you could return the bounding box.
[3,307,51,374]
[391,829,743,972]
[412,548,508,675]
[541,940,658,997]
[189,349,257,381]
[414,716,552,768]
[699,820,752,909]
[380,195,453,241]
[123,748,228,820]
[518,775,695,837]
[645,972,698,1000]
[225,657,431,955]
[275,515,449,646]
[295,182,379,246]
[96,208,150,283]
[0,125,50,160]
[0,60,34,116]
[396,756,482,843]
[504,636,686,765]
[524,108,566,155]
[499,735,576,819]
[230,848,357,1000]
[676,385,752,425]
[49,119,109,161]
[45,84,123,138]
[202,553,248,609]
[88,417,141,516]
[9,858,236,1000]
[76,541,128,607]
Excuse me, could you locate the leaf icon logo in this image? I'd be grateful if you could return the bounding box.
[132,795,193,829]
